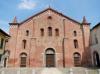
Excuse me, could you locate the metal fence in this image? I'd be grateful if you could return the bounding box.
[0,68,100,74]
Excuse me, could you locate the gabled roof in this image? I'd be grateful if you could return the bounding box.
[91,22,100,31]
[20,7,81,25]
[0,29,10,37]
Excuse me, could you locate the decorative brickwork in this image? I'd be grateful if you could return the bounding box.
[7,8,91,68]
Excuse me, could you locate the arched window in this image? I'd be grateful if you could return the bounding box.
[45,48,55,54]
[4,50,10,67]
[73,52,81,66]
[48,16,52,20]
[4,58,7,67]
[20,53,27,67]
[73,31,77,36]
[93,51,100,67]
[0,38,4,49]
[40,28,44,36]
[0,54,2,62]
[26,30,29,36]
[48,27,52,36]
[55,29,59,36]
[74,39,78,48]
[22,40,26,49]
[95,35,98,44]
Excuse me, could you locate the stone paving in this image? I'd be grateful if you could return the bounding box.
[0,67,100,74]
[40,68,62,74]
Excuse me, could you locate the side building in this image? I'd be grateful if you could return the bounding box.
[0,29,10,67]
[90,23,100,67]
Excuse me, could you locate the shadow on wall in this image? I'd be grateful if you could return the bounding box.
[93,51,100,68]
[81,46,92,68]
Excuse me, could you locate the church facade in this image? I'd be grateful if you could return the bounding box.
[7,8,91,68]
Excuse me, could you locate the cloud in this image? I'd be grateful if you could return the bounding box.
[18,0,36,10]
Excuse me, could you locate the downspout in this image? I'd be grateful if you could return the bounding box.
[62,19,65,68]
[29,19,35,67]
[81,24,85,50]
[29,38,31,67]
[14,25,19,67]
[81,24,86,66]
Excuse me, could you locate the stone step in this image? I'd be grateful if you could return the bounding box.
[39,68,62,74]
[0,68,99,74]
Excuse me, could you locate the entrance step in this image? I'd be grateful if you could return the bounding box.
[39,68,62,74]
[0,67,100,74]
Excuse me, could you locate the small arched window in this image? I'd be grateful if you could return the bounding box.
[73,52,81,66]
[74,39,78,48]
[55,29,59,36]
[45,48,55,54]
[20,53,27,67]
[95,35,98,44]
[48,16,52,20]
[22,40,26,49]
[73,31,77,36]
[0,54,2,62]
[40,28,44,36]
[48,27,52,36]
[26,30,29,36]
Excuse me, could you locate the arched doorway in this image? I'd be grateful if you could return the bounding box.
[45,48,55,67]
[93,51,100,67]
[73,52,81,67]
[20,53,27,67]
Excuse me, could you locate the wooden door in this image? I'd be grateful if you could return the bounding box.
[46,54,55,67]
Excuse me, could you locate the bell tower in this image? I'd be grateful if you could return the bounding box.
[81,16,91,66]
[8,17,19,67]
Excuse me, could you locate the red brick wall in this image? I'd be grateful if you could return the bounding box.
[8,9,91,67]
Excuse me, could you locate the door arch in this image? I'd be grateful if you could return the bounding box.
[45,48,55,67]
[73,52,81,66]
[20,53,27,67]
[93,51,100,67]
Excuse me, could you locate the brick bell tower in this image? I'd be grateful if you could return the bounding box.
[81,16,92,67]
[8,17,19,67]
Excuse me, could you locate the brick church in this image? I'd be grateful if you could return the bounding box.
[7,8,91,68]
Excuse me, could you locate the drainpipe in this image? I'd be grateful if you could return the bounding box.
[62,19,65,68]
[81,24,86,66]
[14,25,19,67]
[81,24,85,51]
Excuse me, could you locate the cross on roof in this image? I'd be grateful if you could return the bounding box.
[48,0,54,8]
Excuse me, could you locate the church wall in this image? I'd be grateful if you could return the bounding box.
[8,9,91,67]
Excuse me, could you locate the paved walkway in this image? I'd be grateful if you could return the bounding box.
[40,68,62,74]
[0,68,99,74]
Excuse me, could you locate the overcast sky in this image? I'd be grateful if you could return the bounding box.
[0,0,100,33]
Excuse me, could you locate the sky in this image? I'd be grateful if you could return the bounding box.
[0,0,100,33]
